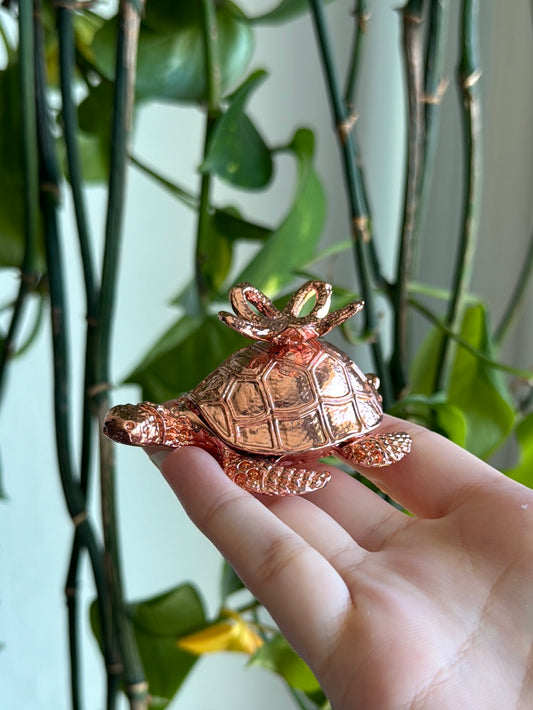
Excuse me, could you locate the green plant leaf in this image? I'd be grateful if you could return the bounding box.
[249,634,320,693]
[203,213,234,293]
[220,560,245,600]
[409,304,515,458]
[130,584,206,636]
[506,412,533,488]
[408,322,443,397]
[202,70,272,189]
[447,304,515,458]
[75,80,114,182]
[213,208,272,242]
[125,312,248,402]
[236,128,326,296]
[0,62,44,267]
[431,402,467,447]
[390,394,467,447]
[91,1,254,103]
[91,584,206,708]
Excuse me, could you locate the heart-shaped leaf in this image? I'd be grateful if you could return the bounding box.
[201,70,272,189]
[91,584,207,708]
[91,1,254,103]
[409,303,515,458]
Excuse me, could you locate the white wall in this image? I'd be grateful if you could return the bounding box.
[2,2,532,708]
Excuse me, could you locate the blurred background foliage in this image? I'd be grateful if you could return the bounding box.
[0,0,532,708]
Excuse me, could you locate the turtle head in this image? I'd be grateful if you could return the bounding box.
[103,402,166,446]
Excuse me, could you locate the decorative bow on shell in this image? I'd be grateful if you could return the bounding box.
[219,281,364,344]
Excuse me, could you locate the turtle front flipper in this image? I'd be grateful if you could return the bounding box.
[337,432,412,468]
[222,449,331,496]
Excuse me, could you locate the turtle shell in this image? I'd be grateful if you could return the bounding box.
[187,339,383,456]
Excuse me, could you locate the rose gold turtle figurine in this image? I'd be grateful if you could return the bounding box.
[103,281,411,495]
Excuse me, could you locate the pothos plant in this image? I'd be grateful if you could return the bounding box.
[0,0,532,709]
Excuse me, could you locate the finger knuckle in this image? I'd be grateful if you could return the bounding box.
[256,534,307,589]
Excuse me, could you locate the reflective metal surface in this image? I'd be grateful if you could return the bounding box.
[103,281,412,495]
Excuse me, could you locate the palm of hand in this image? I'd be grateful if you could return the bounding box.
[158,420,533,710]
[312,492,533,710]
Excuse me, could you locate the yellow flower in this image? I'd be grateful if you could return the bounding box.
[177,609,263,656]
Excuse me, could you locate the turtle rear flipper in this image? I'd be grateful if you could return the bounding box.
[338,432,412,468]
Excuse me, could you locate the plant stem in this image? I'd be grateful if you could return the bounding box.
[0,0,41,403]
[433,0,482,392]
[494,230,533,345]
[344,0,370,108]
[56,6,102,708]
[307,0,392,407]
[421,0,449,195]
[98,0,144,372]
[32,3,119,706]
[412,0,450,267]
[391,0,426,395]
[130,154,198,209]
[196,0,222,307]
[343,2,385,293]
[95,1,148,707]
[65,537,83,710]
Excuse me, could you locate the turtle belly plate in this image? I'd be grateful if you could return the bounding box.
[189,340,382,456]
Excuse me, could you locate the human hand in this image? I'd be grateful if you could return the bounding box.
[152,417,533,710]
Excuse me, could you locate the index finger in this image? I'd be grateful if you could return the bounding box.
[156,446,351,662]
[358,415,503,518]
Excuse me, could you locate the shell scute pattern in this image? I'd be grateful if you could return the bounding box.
[189,338,382,456]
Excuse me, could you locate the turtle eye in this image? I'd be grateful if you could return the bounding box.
[125,421,135,432]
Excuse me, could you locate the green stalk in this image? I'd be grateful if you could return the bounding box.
[391,0,426,395]
[494,230,533,344]
[56,6,102,708]
[343,2,385,293]
[98,0,144,371]
[433,0,482,392]
[64,538,83,710]
[344,0,370,108]
[0,0,40,402]
[421,0,449,194]
[130,154,198,209]
[32,4,119,707]
[196,0,222,308]
[307,0,392,407]
[95,1,148,707]
[412,0,450,269]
